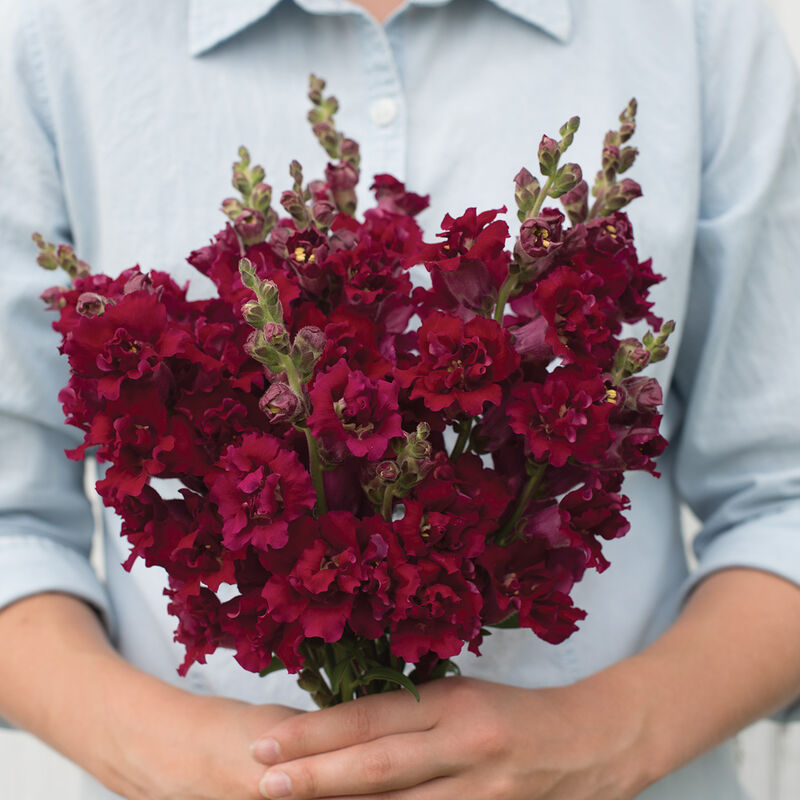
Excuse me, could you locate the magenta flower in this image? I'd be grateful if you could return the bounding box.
[397,312,519,418]
[206,433,316,551]
[508,366,614,467]
[308,359,404,460]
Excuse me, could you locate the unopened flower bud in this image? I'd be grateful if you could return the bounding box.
[514,167,541,220]
[40,286,67,310]
[614,337,651,377]
[232,170,250,195]
[621,376,663,411]
[297,670,325,693]
[602,145,620,178]
[561,180,589,225]
[280,190,310,227]
[377,461,400,482]
[234,208,267,245]
[537,135,560,177]
[558,116,580,150]
[244,330,286,372]
[308,74,325,104]
[259,382,302,423]
[551,163,582,198]
[289,159,304,188]
[242,300,267,329]
[263,321,290,352]
[340,138,361,168]
[325,162,359,216]
[249,182,273,214]
[618,99,637,143]
[618,146,638,174]
[294,326,327,357]
[76,292,107,317]
[221,197,244,221]
[52,244,90,279]
[291,326,327,379]
[603,178,642,212]
[313,121,340,159]
[124,273,153,294]
[311,199,336,231]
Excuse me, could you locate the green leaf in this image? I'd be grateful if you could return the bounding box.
[362,665,420,702]
[259,656,286,677]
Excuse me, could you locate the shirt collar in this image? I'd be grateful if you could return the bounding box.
[188,0,572,56]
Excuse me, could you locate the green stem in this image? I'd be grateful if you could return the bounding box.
[381,484,394,521]
[449,419,472,461]
[493,275,518,324]
[530,172,556,218]
[304,427,328,515]
[279,353,328,516]
[496,462,547,545]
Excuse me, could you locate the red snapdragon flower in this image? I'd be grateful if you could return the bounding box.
[308,359,404,460]
[206,433,316,550]
[508,366,614,467]
[397,312,519,418]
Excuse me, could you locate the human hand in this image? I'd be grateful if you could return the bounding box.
[249,675,654,800]
[100,684,303,800]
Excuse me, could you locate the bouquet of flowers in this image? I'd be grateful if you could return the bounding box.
[35,77,673,708]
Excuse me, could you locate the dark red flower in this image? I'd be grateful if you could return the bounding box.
[308,359,404,460]
[261,512,364,642]
[206,433,316,551]
[390,559,483,662]
[479,539,587,644]
[397,312,519,418]
[508,366,614,467]
[415,207,510,316]
[560,475,631,572]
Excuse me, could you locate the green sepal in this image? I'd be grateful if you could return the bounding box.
[486,611,520,629]
[259,656,286,677]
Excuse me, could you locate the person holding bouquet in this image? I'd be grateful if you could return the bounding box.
[0,0,799,799]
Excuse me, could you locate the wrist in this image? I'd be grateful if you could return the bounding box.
[552,659,664,797]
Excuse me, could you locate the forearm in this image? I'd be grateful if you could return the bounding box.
[0,592,160,787]
[0,592,301,800]
[585,567,800,787]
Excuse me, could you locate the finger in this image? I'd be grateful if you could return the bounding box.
[314,776,457,800]
[258,731,453,799]
[252,690,439,765]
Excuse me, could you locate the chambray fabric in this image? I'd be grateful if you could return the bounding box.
[1,0,799,796]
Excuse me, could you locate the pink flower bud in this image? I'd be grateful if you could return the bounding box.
[233,208,267,245]
[259,382,302,423]
[40,285,67,310]
[123,273,153,294]
[76,292,107,317]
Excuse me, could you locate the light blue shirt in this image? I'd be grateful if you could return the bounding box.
[1,0,799,797]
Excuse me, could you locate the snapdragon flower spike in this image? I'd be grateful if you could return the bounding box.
[33,233,91,280]
[589,99,642,219]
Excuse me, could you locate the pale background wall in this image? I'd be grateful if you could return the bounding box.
[2,1,800,798]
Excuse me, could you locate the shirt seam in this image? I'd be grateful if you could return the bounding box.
[18,0,57,148]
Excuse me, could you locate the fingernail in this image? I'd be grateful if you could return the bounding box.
[259,769,292,799]
[251,737,282,763]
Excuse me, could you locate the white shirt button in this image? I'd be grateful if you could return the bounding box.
[370,97,398,127]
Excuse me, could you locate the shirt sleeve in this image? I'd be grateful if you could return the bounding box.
[674,0,800,720]
[0,4,114,635]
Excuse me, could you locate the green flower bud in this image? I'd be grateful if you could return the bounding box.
[538,135,560,177]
